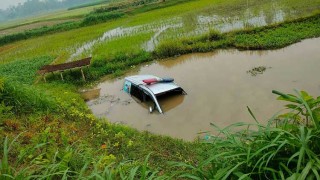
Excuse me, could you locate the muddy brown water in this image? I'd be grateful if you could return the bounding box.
[87,38,320,141]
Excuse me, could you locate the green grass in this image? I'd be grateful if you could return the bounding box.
[0,127,198,179]
[93,32,153,59]
[89,51,152,80]
[0,56,88,114]
[0,56,52,84]
[0,20,121,63]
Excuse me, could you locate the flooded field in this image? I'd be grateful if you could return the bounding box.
[87,38,320,141]
[69,0,320,61]
[0,19,79,37]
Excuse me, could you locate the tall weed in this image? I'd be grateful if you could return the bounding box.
[0,136,166,179]
[172,90,320,179]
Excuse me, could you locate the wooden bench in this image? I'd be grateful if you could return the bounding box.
[37,57,91,82]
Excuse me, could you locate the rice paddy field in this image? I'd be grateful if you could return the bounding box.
[0,2,110,30]
[1,0,320,179]
[1,0,320,64]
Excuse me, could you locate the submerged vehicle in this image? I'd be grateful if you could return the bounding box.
[123,75,186,113]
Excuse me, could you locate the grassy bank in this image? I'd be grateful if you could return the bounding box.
[0,55,201,178]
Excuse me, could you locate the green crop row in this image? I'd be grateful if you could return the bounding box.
[0,0,193,47]
[67,0,109,10]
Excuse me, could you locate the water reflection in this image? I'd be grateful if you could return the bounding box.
[158,51,219,68]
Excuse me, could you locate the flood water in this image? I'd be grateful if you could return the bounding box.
[87,38,320,141]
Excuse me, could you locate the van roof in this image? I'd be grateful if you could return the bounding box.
[125,75,181,95]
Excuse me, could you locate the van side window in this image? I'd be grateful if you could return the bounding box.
[130,84,143,101]
[130,85,153,103]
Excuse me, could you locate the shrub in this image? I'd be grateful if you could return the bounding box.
[87,51,152,80]
[202,29,225,41]
[0,77,13,120]
[154,40,184,58]
[1,82,57,114]
[81,12,125,26]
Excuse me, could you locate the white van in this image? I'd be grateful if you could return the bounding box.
[123,75,186,113]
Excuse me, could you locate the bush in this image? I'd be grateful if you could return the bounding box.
[1,82,57,114]
[81,12,125,26]
[154,40,184,58]
[206,29,225,41]
[88,51,152,80]
[0,77,13,119]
